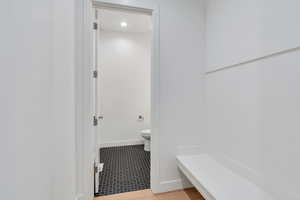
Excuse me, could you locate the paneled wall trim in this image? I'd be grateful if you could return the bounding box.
[205,0,300,73]
[205,45,300,75]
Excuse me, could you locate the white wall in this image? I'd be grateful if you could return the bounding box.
[0,2,16,199]
[205,1,300,199]
[150,0,206,192]
[1,0,76,200]
[98,31,151,147]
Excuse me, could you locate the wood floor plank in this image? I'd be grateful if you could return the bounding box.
[183,188,206,200]
[155,190,191,200]
[94,189,157,200]
[95,188,205,200]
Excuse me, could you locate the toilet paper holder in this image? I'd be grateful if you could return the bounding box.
[138,115,144,121]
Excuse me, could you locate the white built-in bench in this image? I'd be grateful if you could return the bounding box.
[176,154,275,200]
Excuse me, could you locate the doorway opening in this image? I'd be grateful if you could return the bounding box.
[93,6,153,198]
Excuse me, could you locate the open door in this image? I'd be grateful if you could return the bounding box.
[92,8,101,195]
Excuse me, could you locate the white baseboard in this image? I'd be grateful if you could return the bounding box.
[99,139,144,148]
[158,179,184,193]
[156,178,193,194]
[151,145,203,194]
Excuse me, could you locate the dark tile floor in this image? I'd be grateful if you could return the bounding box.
[95,145,150,197]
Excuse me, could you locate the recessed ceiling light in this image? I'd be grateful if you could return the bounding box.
[120,22,127,27]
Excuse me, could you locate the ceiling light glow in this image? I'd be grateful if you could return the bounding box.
[120,22,127,27]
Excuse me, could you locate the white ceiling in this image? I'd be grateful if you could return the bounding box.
[98,8,152,33]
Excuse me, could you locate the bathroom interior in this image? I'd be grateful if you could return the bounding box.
[95,8,152,197]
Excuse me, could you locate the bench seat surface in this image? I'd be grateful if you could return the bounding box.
[177,154,275,200]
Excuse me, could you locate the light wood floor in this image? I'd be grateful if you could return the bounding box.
[94,188,205,200]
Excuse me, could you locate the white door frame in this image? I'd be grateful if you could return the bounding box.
[75,0,160,199]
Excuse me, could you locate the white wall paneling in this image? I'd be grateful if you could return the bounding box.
[3,0,77,200]
[205,1,300,199]
[205,0,300,72]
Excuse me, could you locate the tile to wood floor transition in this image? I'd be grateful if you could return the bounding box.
[94,188,205,200]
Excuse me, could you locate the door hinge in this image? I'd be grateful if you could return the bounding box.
[94,163,98,174]
[93,116,98,126]
[93,70,98,78]
[93,22,98,30]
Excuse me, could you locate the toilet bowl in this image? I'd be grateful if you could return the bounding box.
[141,129,151,152]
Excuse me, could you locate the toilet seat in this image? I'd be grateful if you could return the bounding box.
[141,129,151,139]
[141,129,151,135]
[141,129,151,151]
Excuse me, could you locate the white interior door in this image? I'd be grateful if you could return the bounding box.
[93,8,100,194]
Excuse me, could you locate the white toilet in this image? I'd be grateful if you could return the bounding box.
[141,129,151,152]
